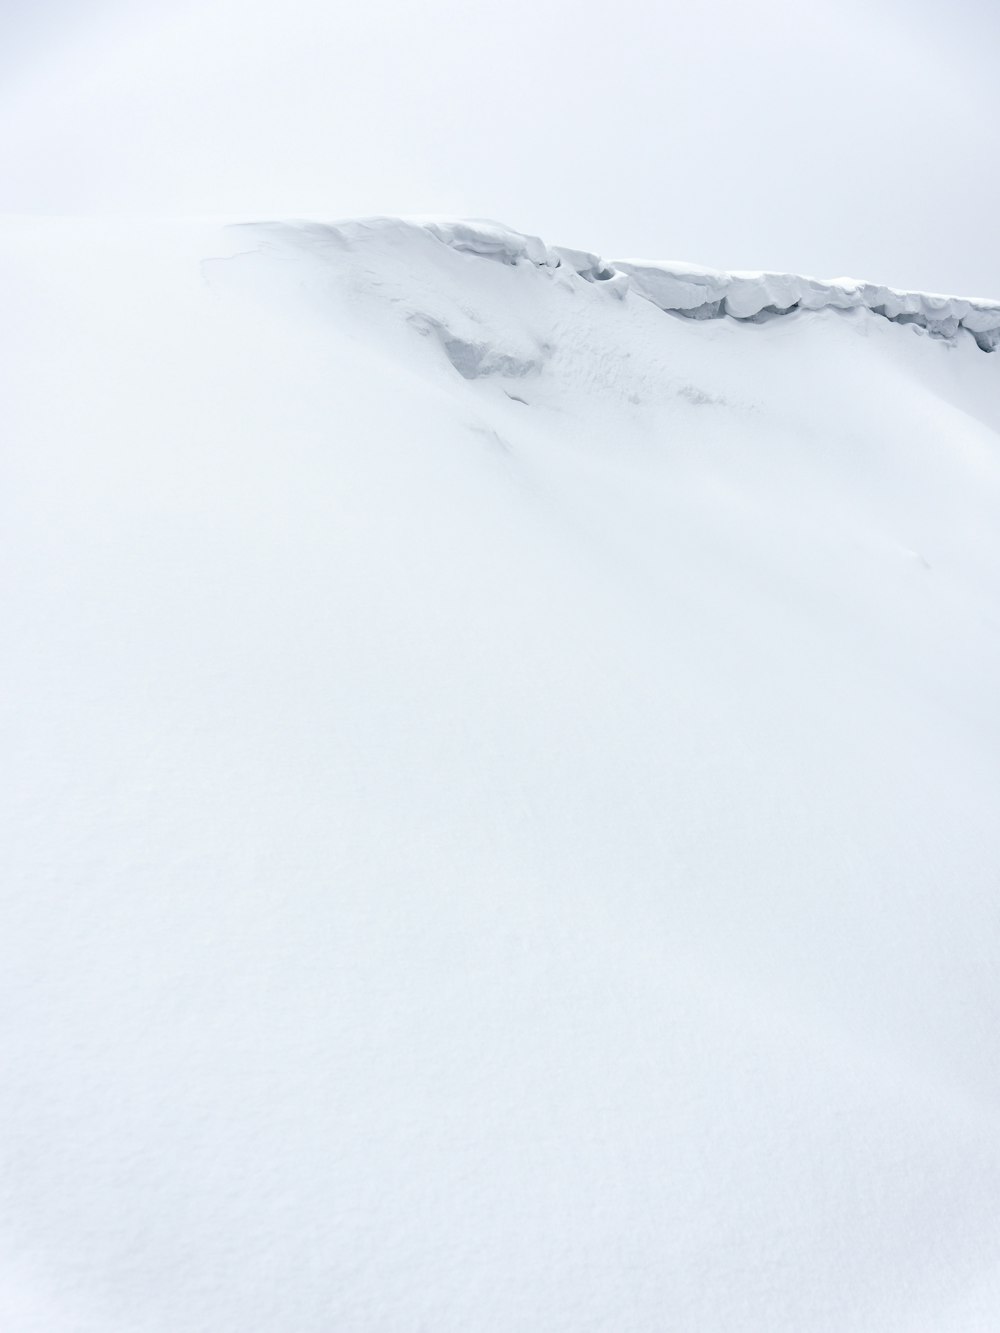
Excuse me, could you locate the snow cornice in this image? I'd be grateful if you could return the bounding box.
[389,217,1000,353]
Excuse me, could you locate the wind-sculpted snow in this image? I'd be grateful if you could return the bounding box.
[4,215,1000,1333]
[617,258,1000,351]
[250,215,1000,351]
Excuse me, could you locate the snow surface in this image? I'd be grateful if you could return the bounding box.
[3,215,1000,1332]
[309,216,1000,348]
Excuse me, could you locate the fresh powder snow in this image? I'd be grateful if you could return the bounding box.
[3,216,1000,1331]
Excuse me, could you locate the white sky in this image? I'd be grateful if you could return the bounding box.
[1,0,997,297]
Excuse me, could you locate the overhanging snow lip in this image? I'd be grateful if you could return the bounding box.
[234,215,1000,352]
[419,216,1000,352]
[614,257,1000,351]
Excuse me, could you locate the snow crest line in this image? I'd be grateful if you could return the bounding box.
[393,216,1000,351]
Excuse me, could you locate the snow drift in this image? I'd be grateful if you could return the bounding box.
[3,215,1000,1332]
[246,215,1000,347]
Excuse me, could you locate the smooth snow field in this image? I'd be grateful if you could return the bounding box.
[3,216,1000,1332]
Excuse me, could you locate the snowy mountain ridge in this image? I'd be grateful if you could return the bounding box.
[4,214,1000,1333]
[241,215,1000,351]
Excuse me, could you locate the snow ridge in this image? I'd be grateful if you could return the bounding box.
[324,216,1000,352]
[7,213,1000,1333]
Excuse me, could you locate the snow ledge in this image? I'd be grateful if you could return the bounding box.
[416,217,1000,352]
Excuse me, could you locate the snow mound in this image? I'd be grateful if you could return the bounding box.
[246,215,1000,350]
[4,215,1000,1333]
[618,258,1000,351]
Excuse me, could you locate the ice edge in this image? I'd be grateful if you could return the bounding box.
[372,216,1000,352]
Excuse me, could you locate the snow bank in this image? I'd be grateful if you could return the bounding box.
[276,215,1000,350]
[617,258,1000,351]
[4,215,1000,1333]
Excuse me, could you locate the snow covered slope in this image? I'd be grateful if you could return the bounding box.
[3,216,1000,1332]
[364,215,1000,348]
